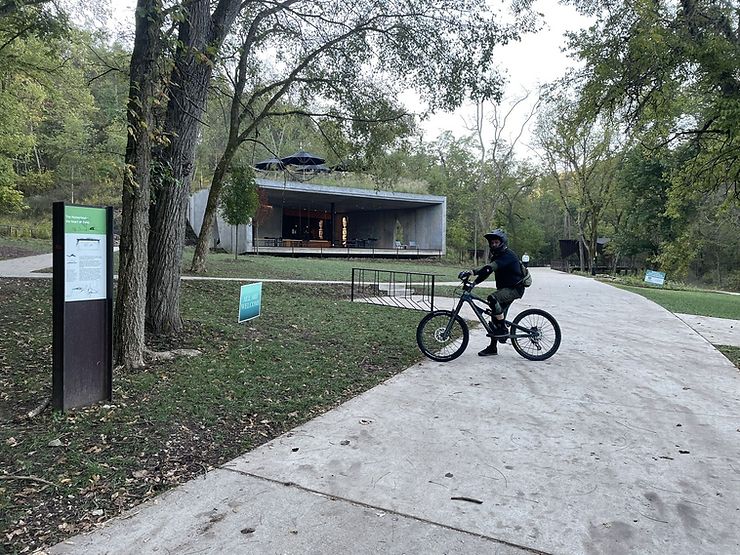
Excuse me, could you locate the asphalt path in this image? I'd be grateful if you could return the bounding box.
[27,266,738,555]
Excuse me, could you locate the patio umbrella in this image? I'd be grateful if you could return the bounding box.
[254,158,285,171]
[280,150,325,166]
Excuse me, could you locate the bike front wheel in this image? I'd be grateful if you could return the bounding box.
[417,310,469,362]
[511,309,561,361]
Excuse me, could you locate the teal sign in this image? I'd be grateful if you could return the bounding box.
[645,270,666,286]
[239,283,262,323]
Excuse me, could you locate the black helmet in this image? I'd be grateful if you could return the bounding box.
[484,229,508,257]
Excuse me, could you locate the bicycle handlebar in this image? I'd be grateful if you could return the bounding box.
[460,276,474,291]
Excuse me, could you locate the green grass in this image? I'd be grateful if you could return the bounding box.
[717,346,740,367]
[611,284,740,320]
[182,247,462,281]
[0,236,52,260]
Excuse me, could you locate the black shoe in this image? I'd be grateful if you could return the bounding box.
[492,324,508,337]
[478,344,498,356]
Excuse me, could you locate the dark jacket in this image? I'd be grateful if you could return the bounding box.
[473,248,523,289]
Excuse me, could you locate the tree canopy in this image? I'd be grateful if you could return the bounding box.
[566,0,740,201]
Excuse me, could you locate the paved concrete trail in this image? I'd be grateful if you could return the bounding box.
[0,253,51,277]
[18,267,739,554]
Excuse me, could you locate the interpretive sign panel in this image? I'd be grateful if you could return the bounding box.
[63,205,108,301]
[52,203,114,411]
[239,282,262,323]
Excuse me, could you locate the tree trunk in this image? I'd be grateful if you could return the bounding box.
[114,0,162,368]
[191,11,256,274]
[146,0,242,333]
[190,151,234,273]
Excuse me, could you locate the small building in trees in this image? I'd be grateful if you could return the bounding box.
[188,178,447,257]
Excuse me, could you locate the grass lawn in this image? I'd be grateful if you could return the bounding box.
[181,248,463,281]
[717,345,740,368]
[0,237,51,260]
[610,284,740,320]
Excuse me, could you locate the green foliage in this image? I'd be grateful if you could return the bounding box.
[560,0,740,281]
[0,159,24,213]
[509,217,546,259]
[220,166,258,227]
[728,271,740,293]
[610,144,672,263]
[568,0,740,203]
[0,21,127,215]
[534,94,624,268]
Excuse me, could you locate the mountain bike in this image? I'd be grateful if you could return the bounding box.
[416,276,561,362]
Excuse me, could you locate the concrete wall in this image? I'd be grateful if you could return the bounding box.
[188,189,211,239]
[216,213,252,254]
[344,203,445,252]
[188,189,253,254]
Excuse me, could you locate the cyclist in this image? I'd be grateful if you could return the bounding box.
[458,229,524,356]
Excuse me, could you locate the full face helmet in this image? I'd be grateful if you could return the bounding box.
[484,229,508,258]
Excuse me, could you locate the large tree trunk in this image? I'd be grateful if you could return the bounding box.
[146,0,242,333]
[114,0,162,368]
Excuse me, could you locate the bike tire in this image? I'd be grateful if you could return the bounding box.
[416,310,469,362]
[510,308,561,361]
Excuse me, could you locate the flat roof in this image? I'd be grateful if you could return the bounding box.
[257,179,445,213]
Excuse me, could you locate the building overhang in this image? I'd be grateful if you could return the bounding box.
[257,178,445,213]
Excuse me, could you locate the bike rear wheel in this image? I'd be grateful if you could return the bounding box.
[417,310,469,362]
[510,309,561,361]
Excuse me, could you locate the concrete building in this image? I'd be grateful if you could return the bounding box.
[188,178,446,257]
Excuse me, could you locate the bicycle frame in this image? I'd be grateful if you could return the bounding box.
[445,281,527,340]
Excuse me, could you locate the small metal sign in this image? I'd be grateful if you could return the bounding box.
[239,282,263,323]
[644,270,666,286]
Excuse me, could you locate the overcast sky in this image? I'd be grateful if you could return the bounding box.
[418,0,589,153]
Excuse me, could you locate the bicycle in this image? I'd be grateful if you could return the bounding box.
[416,276,561,362]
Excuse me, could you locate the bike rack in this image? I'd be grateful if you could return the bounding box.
[350,268,436,312]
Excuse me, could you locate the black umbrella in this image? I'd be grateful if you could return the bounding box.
[254,158,285,171]
[280,150,325,166]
